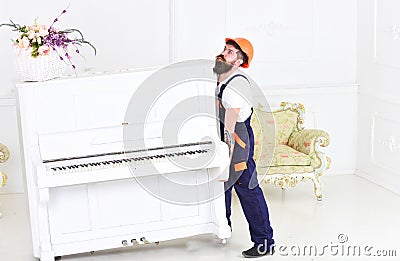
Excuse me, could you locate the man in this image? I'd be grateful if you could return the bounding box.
[213,37,275,258]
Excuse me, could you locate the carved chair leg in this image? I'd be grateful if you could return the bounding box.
[281,187,286,200]
[312,174,323,201]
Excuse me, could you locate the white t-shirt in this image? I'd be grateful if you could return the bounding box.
[217,71,253,122]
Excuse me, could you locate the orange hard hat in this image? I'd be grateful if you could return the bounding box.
[225,37,254,68]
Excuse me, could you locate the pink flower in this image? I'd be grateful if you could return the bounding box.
[38,45,51,56]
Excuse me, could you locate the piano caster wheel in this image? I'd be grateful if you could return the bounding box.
[122,240,128,246]
[90,251,95,255]
[140,237,150,244]
[155,241,160,245]
[55,256,62,260]
[221,239,227,245]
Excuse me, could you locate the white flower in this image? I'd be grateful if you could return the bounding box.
[27,30,36,39]
[18,36,30,49]
[38,26,48,37]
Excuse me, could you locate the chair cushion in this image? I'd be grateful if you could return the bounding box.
[256,145,311,167]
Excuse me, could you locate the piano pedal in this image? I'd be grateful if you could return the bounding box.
[131,239,139,246]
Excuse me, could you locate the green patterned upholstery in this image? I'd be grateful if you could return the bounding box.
[251,102,331,200]
[257,145,311,167]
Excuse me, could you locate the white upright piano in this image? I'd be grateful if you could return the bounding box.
[16,67,231,261]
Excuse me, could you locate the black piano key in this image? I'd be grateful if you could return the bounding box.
[48,142,214,174]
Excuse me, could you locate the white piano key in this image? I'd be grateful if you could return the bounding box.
[43,143,215,184]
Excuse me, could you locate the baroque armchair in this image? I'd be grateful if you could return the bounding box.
[0,143,10,218]
[251,102,331,200]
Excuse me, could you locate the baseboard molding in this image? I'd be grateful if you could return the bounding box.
[0,191,25,195]
[355,169,400,196]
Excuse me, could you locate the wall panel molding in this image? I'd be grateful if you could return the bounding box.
[261,83,358,96]
[360,91,400,106]
[371,114,400,174]
[0,97,16,107]
[374,0,400,68]
[226,0,314,62]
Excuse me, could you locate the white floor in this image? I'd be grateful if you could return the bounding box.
[0,174,399,261]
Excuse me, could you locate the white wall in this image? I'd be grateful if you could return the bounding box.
[1,0,357,89]
[0,1,171,89]
[357,0,400,194]
[0,0,358,193]
[264,84,358,176]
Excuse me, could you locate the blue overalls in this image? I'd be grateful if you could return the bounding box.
[217,74,274,249]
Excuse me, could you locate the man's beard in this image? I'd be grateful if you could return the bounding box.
[213,55,233,75]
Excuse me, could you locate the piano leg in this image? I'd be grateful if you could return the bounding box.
[208,168,232,243]
[214,194,231,241]
[38,188,55,261]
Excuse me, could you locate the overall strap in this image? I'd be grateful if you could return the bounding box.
[217,74,250,99]
[217,74,250,141]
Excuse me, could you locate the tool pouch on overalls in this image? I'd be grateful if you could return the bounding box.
[231,122,250,174]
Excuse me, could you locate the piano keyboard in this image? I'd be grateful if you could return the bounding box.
[45,141,213,175]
